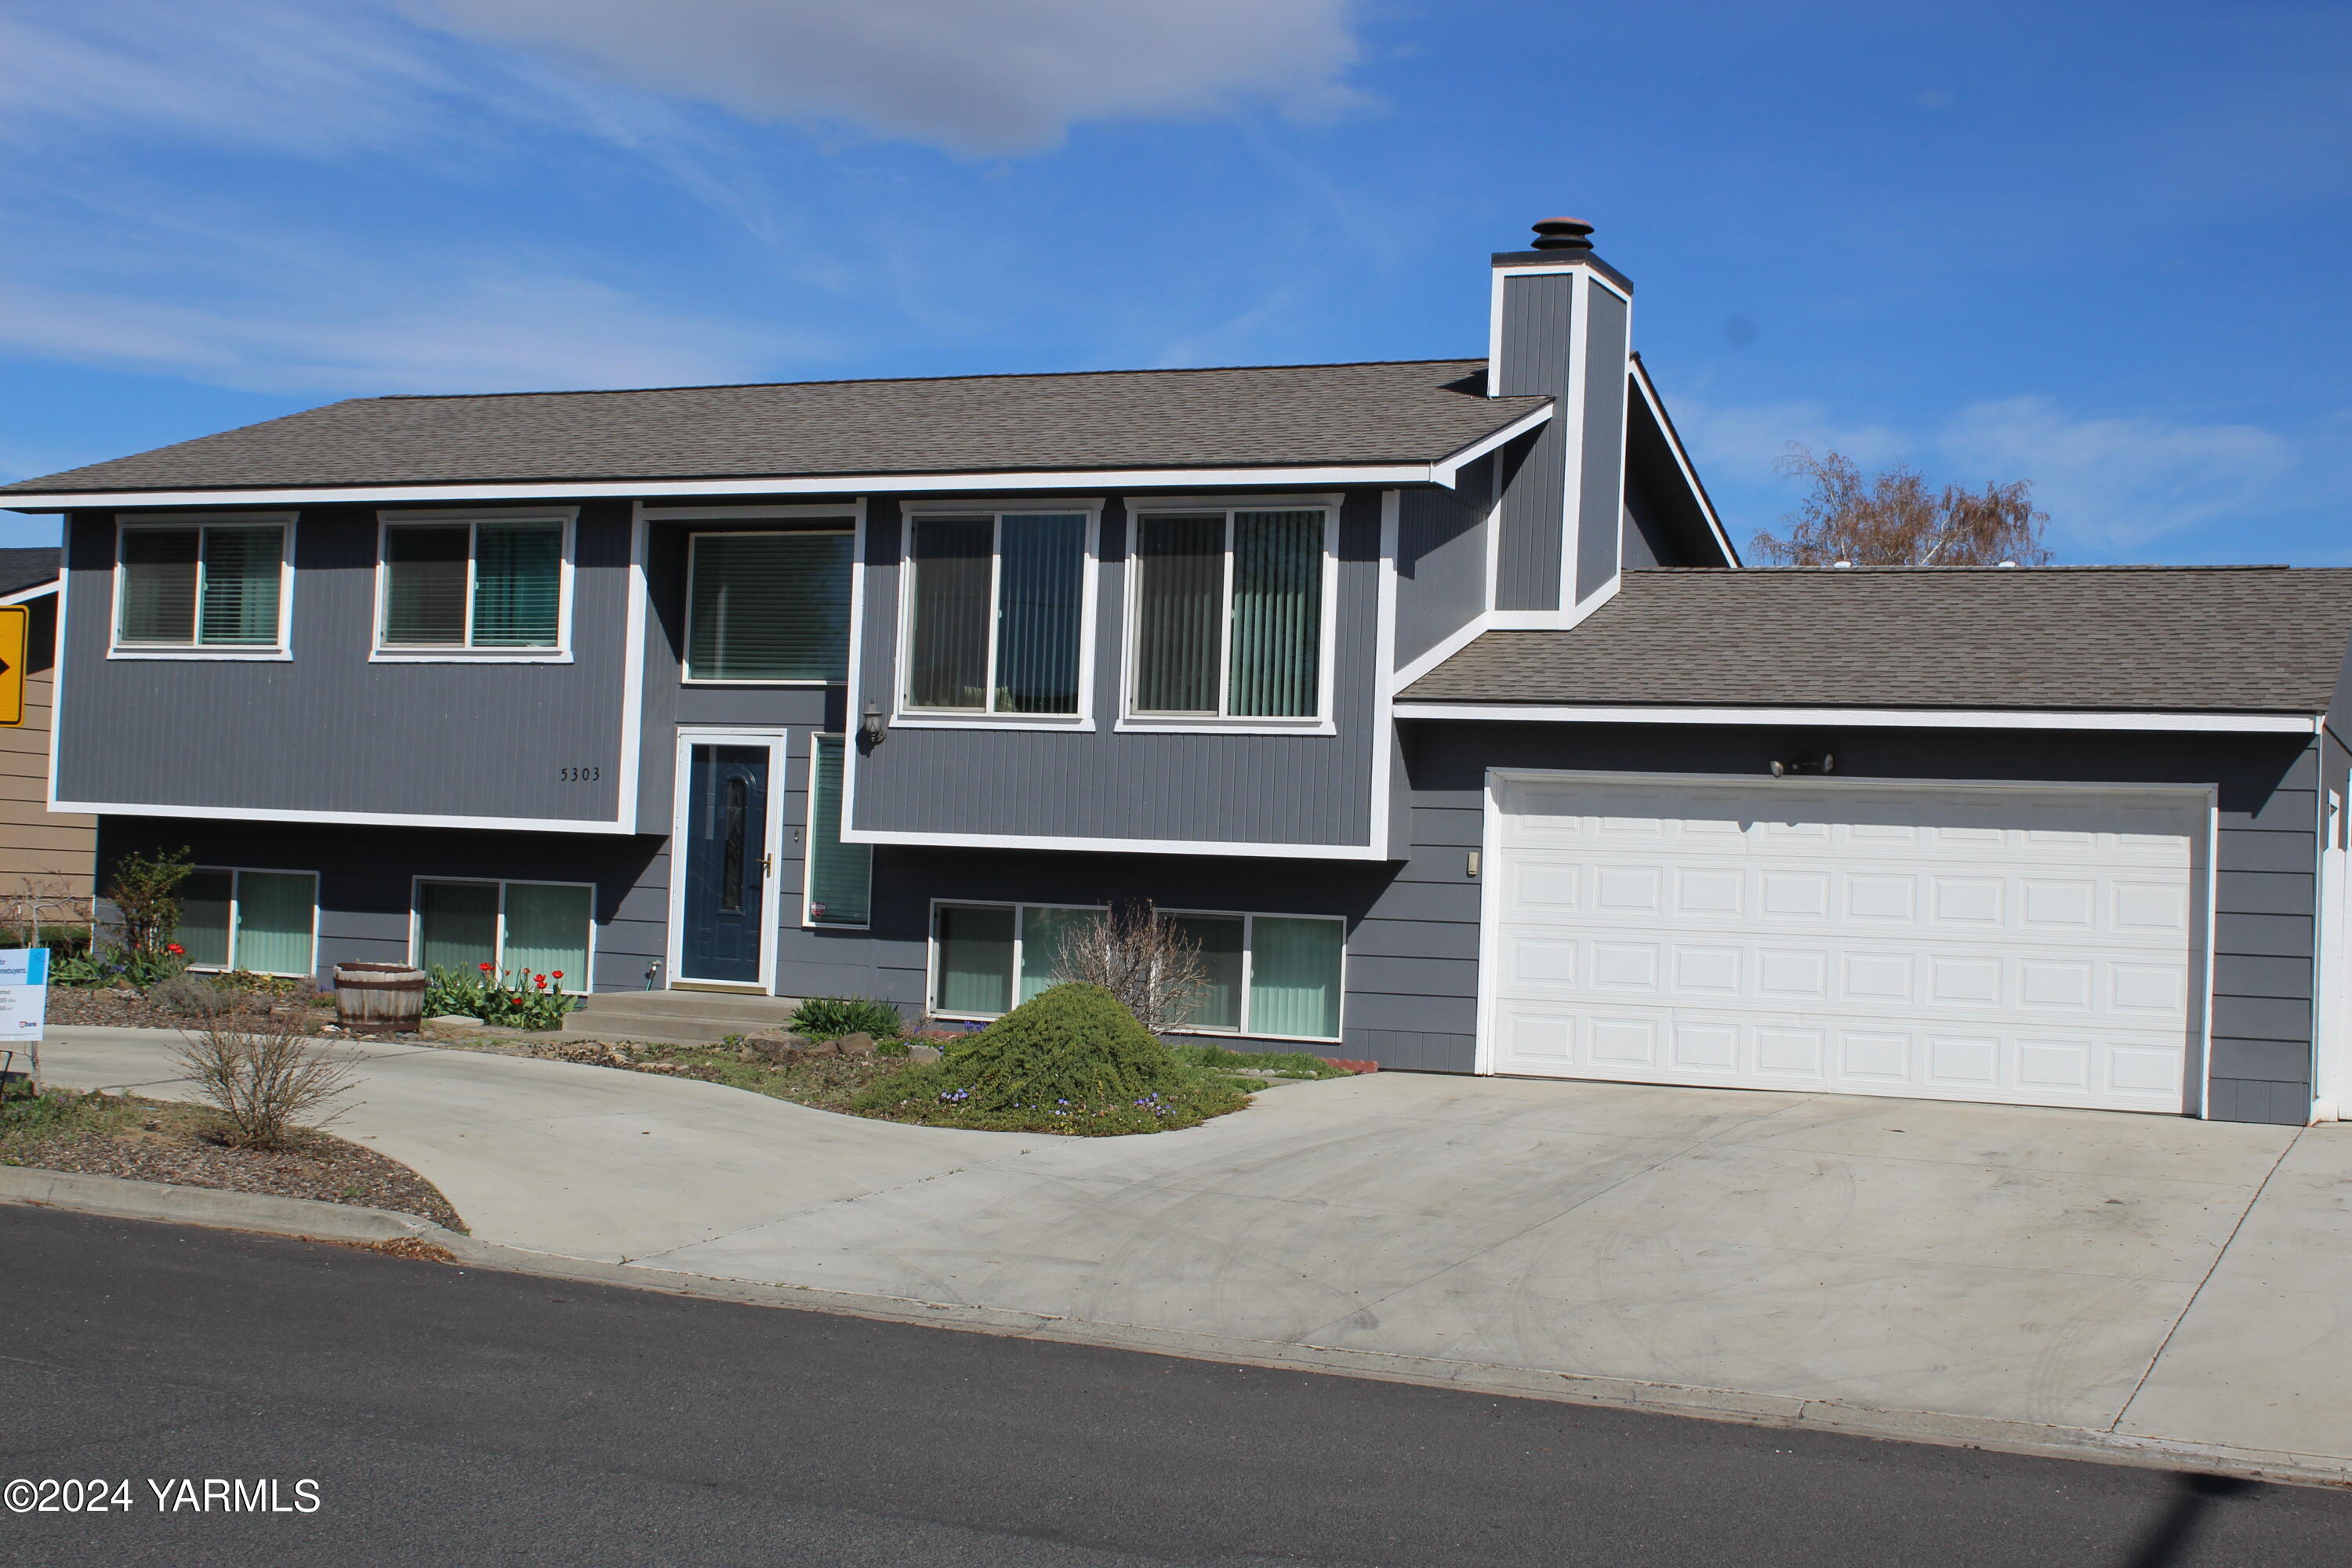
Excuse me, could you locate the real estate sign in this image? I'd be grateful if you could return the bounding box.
[0,946,51,1042]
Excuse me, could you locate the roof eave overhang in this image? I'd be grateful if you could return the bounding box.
[1391,702,2322,735]
[0,426,1555,514]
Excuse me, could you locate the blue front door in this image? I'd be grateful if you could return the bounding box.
[682,744,768,983]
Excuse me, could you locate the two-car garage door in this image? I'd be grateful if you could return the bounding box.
[1486,775,2208,1114]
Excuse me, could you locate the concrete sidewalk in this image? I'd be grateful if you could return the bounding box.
[33,1026,2352,1475]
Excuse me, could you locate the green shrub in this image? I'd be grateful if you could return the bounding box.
[50,946,184,989]
[789,996,905,1042]
[1169,1043,1351,1080]
[848,983,1248,1134]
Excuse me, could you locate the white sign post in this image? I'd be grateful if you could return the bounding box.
[0,946,49,1090]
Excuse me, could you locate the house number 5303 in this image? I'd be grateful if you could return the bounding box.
[559,766,602,782]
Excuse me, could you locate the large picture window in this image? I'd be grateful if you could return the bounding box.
[1129,508,1328,721]
[378,514,568,652]
[927,902,1345,1041]
[414,878,593,987]
[115,521,288,651]
[172,868,318,978]
[804,734,871,927]
[686,530,853,682]
[902,511,1090,717]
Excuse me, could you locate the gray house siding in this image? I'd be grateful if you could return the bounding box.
[1574,285,1631,603]
[1385,720,2323,1122]
[59,503,633,824]
[1493,272,1573,612]
[1393,460,1491,669]
[850,490,1383,849]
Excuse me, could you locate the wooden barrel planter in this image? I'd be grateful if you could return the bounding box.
[334,963,426,1035]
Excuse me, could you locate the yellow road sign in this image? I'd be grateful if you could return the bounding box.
[0,605,26,727]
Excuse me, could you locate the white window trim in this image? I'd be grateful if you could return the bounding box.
[924,898,1108,1021]
[922,899,1346,1043]
[801,731,871,931]
[1119,502,1339,735]
[180,865,320,979]
[108,513,296,660]
[893,501,1102,731]
[1152,906,1348,1044]
[408,874,599,989]
[665,728,789,994]
[681,525,856,688]
[372,507,577,662]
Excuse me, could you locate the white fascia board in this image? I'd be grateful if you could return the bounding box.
[1392,703,2324,735]
[57,798,637,833]
[0,579,57,607]
[3,463,1457,513]
[840,826,1387,861]
[1430,405,1554,486]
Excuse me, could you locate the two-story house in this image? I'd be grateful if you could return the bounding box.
[12,219,2352,1127]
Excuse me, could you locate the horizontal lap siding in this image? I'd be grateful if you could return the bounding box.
[0,656,95,893]
[1395,720,2323,1121]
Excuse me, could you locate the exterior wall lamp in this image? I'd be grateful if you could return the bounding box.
[860,701,886,745]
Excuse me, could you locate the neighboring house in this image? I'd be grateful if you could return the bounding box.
[6,219,2351,1127]
[0,547,96,906]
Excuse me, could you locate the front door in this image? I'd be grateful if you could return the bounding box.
[681,743,769,984]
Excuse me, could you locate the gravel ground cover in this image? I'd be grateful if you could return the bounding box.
[0,1091,466,1231]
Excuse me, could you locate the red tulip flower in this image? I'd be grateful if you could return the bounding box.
[551,971,563,981]
[166,943,184,956]
[479,962,495,972]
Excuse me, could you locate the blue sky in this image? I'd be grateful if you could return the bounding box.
[1,1,2345,561]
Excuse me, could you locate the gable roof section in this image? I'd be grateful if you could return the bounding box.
[1,360,1549,500]
[0,547,60,599]
[1400,566,2352,716]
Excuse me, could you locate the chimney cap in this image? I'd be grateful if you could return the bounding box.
[1530,216,1595,251]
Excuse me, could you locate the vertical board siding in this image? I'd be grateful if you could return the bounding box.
[1393,462,1491,669]
[1575,285,1632,603]
[851,492,1381,848]
[59,505,633,822]
[1494,272,1574,612]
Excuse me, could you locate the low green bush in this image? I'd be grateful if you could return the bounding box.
[848,982,1247,1135]
[51,946,184,989]
[789,996,905,1042]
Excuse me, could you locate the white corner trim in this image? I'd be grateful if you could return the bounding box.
[840,826,1386,861]
[1388,574,1621,692]
[1431,405,1553,487]
[1372,489,1400,858]
[1392,703,2323,735]
[9,466,1459,512]
[55,798,637,833]
[618,502,650,833]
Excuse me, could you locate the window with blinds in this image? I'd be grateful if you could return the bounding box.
[804,734,870,927]
[116,524,285,648]
[902,513,1087,716]
[1130,509,1326,720]
[685,531,853,682]
[413,877,592,988]
[167,867,318,978]
[379,517,565,650]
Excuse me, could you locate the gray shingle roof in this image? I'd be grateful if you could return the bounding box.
[0,548,58,598]
[1400,566,2352,715]
[1,359,1543,497]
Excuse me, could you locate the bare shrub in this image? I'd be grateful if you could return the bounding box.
[169,1004,357,1150]
[147,973,238,1019]
[1050,903,1209,1036]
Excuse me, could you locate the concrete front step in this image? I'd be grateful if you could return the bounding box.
[563,989,804,1045]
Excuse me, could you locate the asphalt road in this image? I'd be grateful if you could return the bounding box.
[0,1207,2345,1567]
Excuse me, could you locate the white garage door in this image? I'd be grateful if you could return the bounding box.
[1487,776,2207,1113]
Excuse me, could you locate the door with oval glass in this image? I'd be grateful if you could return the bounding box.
[682,742,770,984]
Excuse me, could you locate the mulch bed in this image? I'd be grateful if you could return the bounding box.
[46,987,423,1040]
[3,1097,466,1232]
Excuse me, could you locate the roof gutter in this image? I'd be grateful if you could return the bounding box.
[1392,702,2322,735]
[0,437,1556,513]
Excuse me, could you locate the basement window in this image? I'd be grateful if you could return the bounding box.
[412,878,593,989]
[172,868,318,978]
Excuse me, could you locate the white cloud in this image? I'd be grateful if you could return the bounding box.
[0,272,801,395]
[1938,396,2295,549]
[1670,396,1909,478]
[408,0,1365,153]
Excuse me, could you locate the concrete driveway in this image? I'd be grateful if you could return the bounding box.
[36,1027,2352,1469]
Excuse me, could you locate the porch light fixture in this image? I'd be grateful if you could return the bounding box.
[1769,753,1835,778]
[860,701,885,744]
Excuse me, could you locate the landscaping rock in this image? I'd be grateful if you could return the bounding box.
[423,1014,485,1031]
[905,1045,942,1065]
[739,1032,813,1065]
[833,1031,877,1057]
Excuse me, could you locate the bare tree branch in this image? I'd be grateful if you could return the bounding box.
[1750,445,2052,567]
